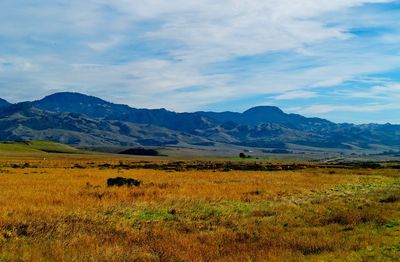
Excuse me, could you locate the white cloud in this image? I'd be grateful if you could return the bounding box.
[332,83,400,100]
[274,90,318,100]
[0,0,399,117]
[87,36,123,51]
[296,102,400,115]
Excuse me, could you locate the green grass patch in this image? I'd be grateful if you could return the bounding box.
[0,140,81,154]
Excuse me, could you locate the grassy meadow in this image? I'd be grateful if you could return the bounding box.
[0,148,399,261]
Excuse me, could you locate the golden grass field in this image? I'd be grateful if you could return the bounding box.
[0,154,399,261]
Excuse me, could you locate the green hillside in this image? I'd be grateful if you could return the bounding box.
[0,141,81,154]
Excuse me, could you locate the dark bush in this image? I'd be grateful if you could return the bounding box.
[118,148,159,156]
[107,177,141,187]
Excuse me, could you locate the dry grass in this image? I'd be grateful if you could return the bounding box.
[0,157,399,261]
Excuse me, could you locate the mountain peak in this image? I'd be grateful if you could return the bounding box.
[39,92,108,104]
[243,106,284,115]
[33,92,115,116]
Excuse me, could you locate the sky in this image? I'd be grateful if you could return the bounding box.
[0,0,400,124]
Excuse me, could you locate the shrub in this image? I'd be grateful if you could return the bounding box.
[107,177,141,187]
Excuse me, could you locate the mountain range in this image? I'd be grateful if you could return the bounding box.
[0,92,399,152]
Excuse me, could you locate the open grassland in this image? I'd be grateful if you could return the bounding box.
[0,156,399,261]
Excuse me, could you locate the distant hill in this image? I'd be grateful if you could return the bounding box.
[196,106,334,134]
[0,92,398,151]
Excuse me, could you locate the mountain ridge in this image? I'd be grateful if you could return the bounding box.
[0,92,399,151]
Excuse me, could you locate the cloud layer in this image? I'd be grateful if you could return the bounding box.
[0,0,399,123]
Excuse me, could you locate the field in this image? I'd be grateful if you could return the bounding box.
[0,149,399,261]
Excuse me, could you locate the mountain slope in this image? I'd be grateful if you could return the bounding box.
[0,102,214,147]
[0,140,81,154]
[0,98,10,108]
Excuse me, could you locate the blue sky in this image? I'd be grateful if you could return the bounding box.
[0,0,400,123]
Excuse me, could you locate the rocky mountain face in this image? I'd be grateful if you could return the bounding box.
[0,92,399,150]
